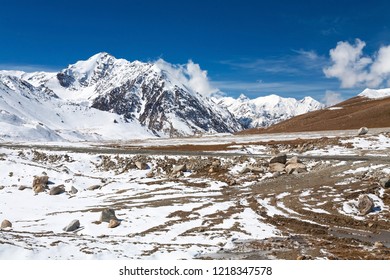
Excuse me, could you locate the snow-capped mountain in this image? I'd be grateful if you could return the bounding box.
[214,93,324,128]
[0,53,241,141]
[0,72,154,141]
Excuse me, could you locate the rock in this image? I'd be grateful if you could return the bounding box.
[247,165,263,173]
[239,166,251,174]
[228,179,236,186]
[1,219,12,229]
[212,160,221,167]
[357,194,375,215]
[379,178,390,188]
[269,163,285,173]
[100,208,118,223]
[33,184,45,193]
[208,167,215,173]
[49,185,65,195]
[70,186,78,194]
[172,164,186,173]
[18,185,29,191]
[269,153,287,164]
[358,127,369,136]
[146,171,154,178]
[296,255,306,260]
[135,161,148,170]
[108,219,121,228]
[374,241,385,248]
[285,163,307,174]
[33,175,49,187]
[63,219,80,232]
[286,156,301,165]
[88,184,101,191]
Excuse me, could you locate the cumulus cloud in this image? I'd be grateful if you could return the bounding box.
[323,39,390,88]
[322,90,343,106]
[154,59,218,97]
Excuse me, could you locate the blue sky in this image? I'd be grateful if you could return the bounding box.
[1,0,390,103]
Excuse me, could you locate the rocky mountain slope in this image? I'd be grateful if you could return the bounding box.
[214,93,324,128]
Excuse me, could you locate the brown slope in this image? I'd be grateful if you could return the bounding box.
[238,96,390,134]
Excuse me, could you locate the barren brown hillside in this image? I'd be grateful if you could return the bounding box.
[238,96,390,134]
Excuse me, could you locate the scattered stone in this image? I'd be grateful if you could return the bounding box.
[146,171,154,178]
[374,241,385,248]
[228,179,237,186]
[49,185,65,195]
[33,184,46,194]
[358,127,369,136]
[247,165,264,173]
[286,156,301,165]
[1,219,12,229]
[285,163,307,174]
[135,161,148,170]
[88,184,101,191]
[212,160,221,167]
[172,164,187,173]
[18,185,29,191]
[63,219,80,232]
[269,153,287,164]
[208,167,215,173]
[70,186,78,194]
[33,175,49,187]
[239,166,251,174]
[296,255,306,260]
[269,163,285,173]
[108,219,121,228]
[379,178,390,188]
[100,208,118,223]
[357,194,375,215]
[0,186,4,190]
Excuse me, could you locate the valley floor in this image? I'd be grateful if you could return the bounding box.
[1,128,390,260]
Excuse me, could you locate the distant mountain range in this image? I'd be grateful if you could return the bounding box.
[239,88,390,134]
[0,52,323,141]
[214,93,323,128]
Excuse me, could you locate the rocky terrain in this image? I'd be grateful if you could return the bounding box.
[1,128,390,259]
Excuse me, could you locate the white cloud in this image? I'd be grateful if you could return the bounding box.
[154,59,218,97]
[323,39,390,88]
[322,90,343,106]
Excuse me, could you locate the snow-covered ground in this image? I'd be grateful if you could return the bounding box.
[1,129,390,260]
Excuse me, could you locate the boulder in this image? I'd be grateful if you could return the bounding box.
[269,163,285,173]
[88,184,101,191]
[239,166,251,174]
[108,219,121,228]
[63,219,80,232]
[249,166,264,173]
[70,186,79,194]
[357,194,375,215]
[100,208,118,223]
[379,178,390,188]
[269,153,287,164]
[358,127,369,136]
[135,161,148,170]
[286,156,301,165]
[172,164,187,173]
[1,219,12,229]
[285,163,307,174]
[33,184,45,194]
[49,185,65,195]
[33,175,49,187]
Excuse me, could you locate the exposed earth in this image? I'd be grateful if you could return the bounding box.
[1,128,390,260]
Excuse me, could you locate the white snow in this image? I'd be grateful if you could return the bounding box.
[358,88,390,99]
